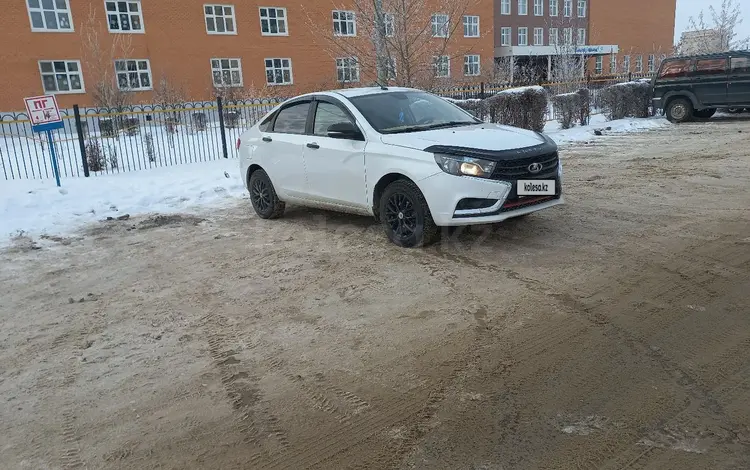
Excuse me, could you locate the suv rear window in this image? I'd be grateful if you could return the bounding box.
[731,57,750,73]
[659,59,691,78]
[694,58,727,76]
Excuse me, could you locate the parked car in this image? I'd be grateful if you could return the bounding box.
[238,87,563,247]
[652,50,750,123]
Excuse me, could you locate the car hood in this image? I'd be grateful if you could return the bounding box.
[379,123,550,157]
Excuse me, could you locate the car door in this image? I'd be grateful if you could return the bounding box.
[692,57,729,106]
[728,55,750,105]
[259,100,312,198]
[301,97,367,210]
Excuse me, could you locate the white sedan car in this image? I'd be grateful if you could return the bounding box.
[238,87,563,247]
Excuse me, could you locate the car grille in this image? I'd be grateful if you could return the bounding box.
[490,152,559,180]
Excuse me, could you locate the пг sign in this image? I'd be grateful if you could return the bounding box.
[24,95,62,126]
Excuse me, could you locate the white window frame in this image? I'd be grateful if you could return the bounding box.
[265,58,293,85]
[501,0,511,15]
[332,10,356,36]
[549,27,558,45]
[610,54,617,74]
[534,0,544,16]
[431,13,449,38]
[463,15,479,38]
[564,0,572,17]
[258,6,287,36]
[563,27,572,45]
[27,0,74,32]
[464,55,480,76]
[648,54,655,72]
[433,56,450,78]
[518,27,528,46]
[38,60,84,94]
[623,55,631,72]
[577,0,587,17]
[549,0,558,16]
[595,56,603,74]
[384,12,394,37]
[105,0,145,34]
[534,27,544,45]
[501,27,512,46]
[335,57,360,83]
[518,0,528,15]
[635,55,643,73]
[577,28,586,45]
[211,58,243,87]
[114,59,153,91]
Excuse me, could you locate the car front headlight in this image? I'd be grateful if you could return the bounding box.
[434,154,496,178]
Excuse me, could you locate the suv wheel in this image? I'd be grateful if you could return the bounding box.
[666,98,693,123]
[249,169,285,219]
[380,179,439,248]
[694,108,716,120]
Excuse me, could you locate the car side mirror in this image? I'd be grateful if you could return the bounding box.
[327,121,363,140]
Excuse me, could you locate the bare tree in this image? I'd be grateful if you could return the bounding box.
[304,0,484,89]
[546,15,586,93]
[683,0,749,54]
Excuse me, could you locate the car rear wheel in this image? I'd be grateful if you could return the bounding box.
[249,169,285,219]
[380,179,439,248]
[694,108,716,119]
[666,98,693,123]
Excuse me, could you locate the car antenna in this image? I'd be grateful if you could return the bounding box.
[372,80,388,91]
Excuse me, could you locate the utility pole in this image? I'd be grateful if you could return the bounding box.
[372,0,388,84]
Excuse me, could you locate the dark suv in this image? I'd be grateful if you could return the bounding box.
[652,51,750,123]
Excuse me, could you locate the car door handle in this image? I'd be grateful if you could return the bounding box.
[306,142,320,149]
[262,136,272,142]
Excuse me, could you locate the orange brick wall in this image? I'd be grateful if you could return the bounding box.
[0,0,494,111]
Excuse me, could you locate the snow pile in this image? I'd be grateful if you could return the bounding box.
[497,85,546,95]
[545,114,667,145]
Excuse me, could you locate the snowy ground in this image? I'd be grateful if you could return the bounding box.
[0,116,668,247]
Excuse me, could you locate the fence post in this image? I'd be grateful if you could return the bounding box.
[73,105,89,177]
[480,82,485,100]
[216,96,229,159]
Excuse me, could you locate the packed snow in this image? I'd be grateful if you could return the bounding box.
[0,115,668,247]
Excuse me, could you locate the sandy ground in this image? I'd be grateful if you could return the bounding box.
[1,116,750,470]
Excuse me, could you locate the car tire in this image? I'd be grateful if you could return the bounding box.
[693,108,716,119]
[379,179,439,248]
[248,169,285,219]
[666,98,694,123]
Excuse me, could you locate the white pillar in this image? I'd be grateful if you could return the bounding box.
[547,55,552,81]
[510,56,515,83]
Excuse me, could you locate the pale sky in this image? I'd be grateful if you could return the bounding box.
[675,0,750,44]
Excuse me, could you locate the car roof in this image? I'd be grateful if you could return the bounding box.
[667,50,750,61]
[291,86,425,101]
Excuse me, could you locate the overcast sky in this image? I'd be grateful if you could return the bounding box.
[675,0,750,44]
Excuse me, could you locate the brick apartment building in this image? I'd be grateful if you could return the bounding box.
[0,0,494,110]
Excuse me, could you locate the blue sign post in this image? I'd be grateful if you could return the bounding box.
[25,95,64,187]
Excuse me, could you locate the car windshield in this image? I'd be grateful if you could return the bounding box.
[348,91,480,134]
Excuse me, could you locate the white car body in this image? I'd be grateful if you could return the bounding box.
[238,87,563,228]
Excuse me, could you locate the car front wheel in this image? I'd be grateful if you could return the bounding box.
[666,98,694,123]
[248,169,285,219]
[380,179,439,248]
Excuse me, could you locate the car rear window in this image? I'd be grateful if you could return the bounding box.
[658,59,691,78]
[694,58,727,76]
[731,57,750,73]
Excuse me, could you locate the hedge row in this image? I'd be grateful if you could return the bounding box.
[599,81,652,120]
[450,86,548,132]
[551,89,591,129]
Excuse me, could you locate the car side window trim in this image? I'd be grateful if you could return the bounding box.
[310,95,364,138]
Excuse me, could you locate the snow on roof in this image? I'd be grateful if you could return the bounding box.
[499,85,546,94]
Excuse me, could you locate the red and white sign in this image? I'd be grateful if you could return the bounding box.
[24,95,62,126]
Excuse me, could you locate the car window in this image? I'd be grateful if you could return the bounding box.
[694,58,727,76]
[258,113,274,132]
[731,57,750,74]
[348,91,478,134]
[272,102,310,134]
[313,102,353,136]
[659,59,691,78]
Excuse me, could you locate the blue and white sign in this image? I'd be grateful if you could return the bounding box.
[24,95,64,187]
[574,45,619,55]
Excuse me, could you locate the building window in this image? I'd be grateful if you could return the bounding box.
[38,60,83,93]
[534,27,544,45]
[550,0,558,16]
[501,0,511,15]
[563,27,572,44]
[610,54,617,74]
[333,10,356,36]
[518,27,528,46]
[595,56,603,74]
[577,0,586,17]
[431,14,449,37]
[265,58,293,85]
[106,0,144,33]
[464,55,480,76]
[518,0,528,15]
[114,59,152,91]
[211,58,242,87]
[27,0,73,32]
[433,56,450,78]
[384,13,394,37]
[577,28,586,45]
[648,54,655,72]
[463,15,479,37]
[501,27,512,46]
[635,55,643,73]
[564,0,572,17]
[623,55,631,72]
[336,57,360,82]
[259,7,287,36]
[534,0,544,16]
[549,27,558,45]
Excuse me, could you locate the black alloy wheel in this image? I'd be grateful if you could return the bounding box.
[379,179,439,248]
[248,169,285,219]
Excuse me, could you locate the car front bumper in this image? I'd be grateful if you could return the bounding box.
[419,164,564,226]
